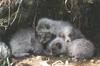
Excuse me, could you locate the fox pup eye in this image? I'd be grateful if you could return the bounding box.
[45,24,50,29]
[68,33,72,37]
[55,43,62,49]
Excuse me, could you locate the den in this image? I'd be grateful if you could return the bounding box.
[0,0,100,66]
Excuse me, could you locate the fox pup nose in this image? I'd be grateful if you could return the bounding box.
[65,37,71,42]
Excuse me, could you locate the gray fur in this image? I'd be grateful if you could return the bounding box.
[9,28,43,57]
[36,18,85,43]
[36,18,72,35]
[67,38,95,59]
[46,37,95,59]
[37,31,56,45]
[0,42,11,59]
[46,37,67,56]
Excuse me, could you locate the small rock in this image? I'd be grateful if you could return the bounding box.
[40,61,50,66]
[65,60,69,65]
[36,56,42,60]
[90,59,95,63]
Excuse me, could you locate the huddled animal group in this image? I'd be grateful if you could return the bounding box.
[0,18,95,60]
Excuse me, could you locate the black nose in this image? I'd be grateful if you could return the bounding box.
[66,40,70,42]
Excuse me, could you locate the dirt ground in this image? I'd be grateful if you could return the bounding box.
[12,55,100,66]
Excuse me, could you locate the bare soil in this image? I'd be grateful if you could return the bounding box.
[13,55,100,66]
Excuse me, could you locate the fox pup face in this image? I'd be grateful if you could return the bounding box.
[46,37,67,56]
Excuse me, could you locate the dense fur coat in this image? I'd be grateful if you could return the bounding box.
[36,18,84,43]
[46,37,95,59]
[67,38,95,59]
[9,28,43,57]
[0,42,11,59]
[46,37,67,56]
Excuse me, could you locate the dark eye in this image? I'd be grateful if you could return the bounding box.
[56,43,62,49]
[45,24,50,29]
[59,33,65,40]
[68,33,73,37]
